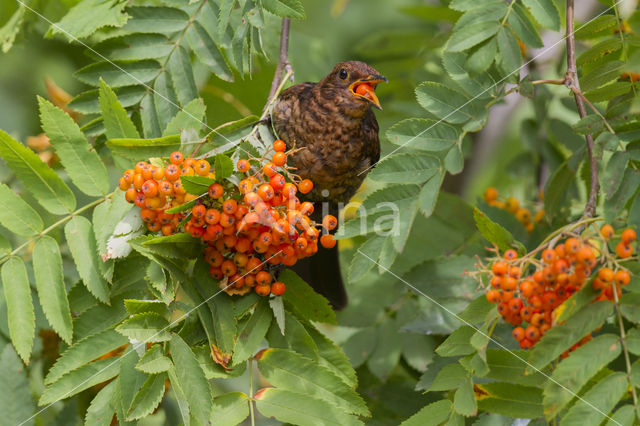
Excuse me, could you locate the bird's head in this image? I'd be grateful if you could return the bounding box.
[316,61,387,115]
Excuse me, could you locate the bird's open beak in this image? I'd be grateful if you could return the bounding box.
[350,74,387,110]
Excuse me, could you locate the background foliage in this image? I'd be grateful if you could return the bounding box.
[1,0,640,425]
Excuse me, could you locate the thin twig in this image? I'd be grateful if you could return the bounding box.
[531,79,566,85]
[565,0,599,219]
[265,17,292,115]
[612,284,639,409]
[570,87,615,134]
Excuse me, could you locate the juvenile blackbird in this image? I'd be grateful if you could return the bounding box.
[271,61,386,309]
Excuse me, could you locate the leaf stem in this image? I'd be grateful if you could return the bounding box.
[0,192,115,265]
[249,358,256,426]
[265,17,292,115]
[612,285,639,408]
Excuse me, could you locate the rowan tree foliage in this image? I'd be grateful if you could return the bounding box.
[1,0,640,425]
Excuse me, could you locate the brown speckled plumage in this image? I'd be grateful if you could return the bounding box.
[270,61,385,310]
[271,61,382,203]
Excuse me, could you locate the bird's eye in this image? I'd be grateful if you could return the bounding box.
[339,69,348,80]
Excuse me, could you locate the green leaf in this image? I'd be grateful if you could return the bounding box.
[466,38,497,74]
[473,208,525,253]
[429,363,468,391]
[127,373,166,420]
[576,15,618,40]
[93,195,134,258]
[33,236,73,345]
[106,134,182,162]
[436,326,475,357]
[140,92,162,138]
[526,301,613,372]
[75,60,162,88]
[214,154,234,179]
[369,153,441,184]
[0,344,35,425]
[349,236,385,282]
[140,233,202,259]
[85,380,117,426]
[233,298,272,364]
[136,344,172,374]
[255,387,363,426]
[168,46,198,106]
[49,0,128,40]
[627,327,640,355]
[45,328,127,385]
[39,357,121,405]
[280,269,336,324]
[401,400,452,426]
[386,118,459,151]
[559,372,627,425]
[581,61,625,93]
[0,5,25,53]
[169,334,213,425]
[99,79,140,140]
[416,82,480,124]
[153,71,179,134]
[576,38,623,67]
[602,150,629,199]
[476,382,543,418]
[572,114,605,135]
[107,6,189,36]
[521,0,560,30]
[454,377,477,416]
[0,183,43,236]
[496,27,522,78]
[117,346,145,420]
[116,312,171,342]
[544,161,575,218]
[508,3,543,48]
[484,349,545,387]
[604,405,636,426]
[261,0,306,19]
[257,348,369,416]
[163,98,206,137]
[304,324,358,388]
[446,20,500,52]
[0,234,10,256]
[1,257,34,364]
[211,392,250,426]
[0,129,75,215]
[180,175,215,196]
[39,96,109,196]
[543,334,621,418]
[419,170,445,217]
[341,327,377,369]
[619,293,640,323]
[98,33,173,61]
[70,86,146,114]
[269,296,285,335]
[186,21,233,81]
[65,216,110,304]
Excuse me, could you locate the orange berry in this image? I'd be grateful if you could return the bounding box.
[140,209,156,223]
[508,298,523,313]
[256,271,272,286]
[208,183,224,199]
[614,269,631,286]
[165,164,180,181]
[118,177,130,191]
[298,179,313,194]
[519,280,534,297]
[237,159,251,173]
[322,214,338,231]
[170,151,184,165]
[195,159,211,176]
[519,338,533,349]
[504,249,518,260]
[255,283,271,296]
[616,242,633,259]
[601,224,614,240]
[355,82,373,96]
[272,152,287,167]
[512,326,525,341]
[125,187,136,203]
[263,162,278,177]
[525,326,540,341]
[192,204,206,219]
[505,197,519,213]
[502,276,517,291]
[271,281,285,296]
[491,261,508,276]
[269,174,286,191]
[486,289,501,303]
[320,234,336,249]
[484,187,498,202]
[141,180,158,198]
[123,169,135,184]
[221,260,237,276]
[564,237,580,254]
[257,184,275,201]
[273,139,286,152]
[622,228,637,244]
[542,248,556,263]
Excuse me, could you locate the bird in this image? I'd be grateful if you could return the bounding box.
[270,61,386,309]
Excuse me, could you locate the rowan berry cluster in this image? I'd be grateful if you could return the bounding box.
[118,140,339,298]
[483,187,544,233]
[479,224,636,352]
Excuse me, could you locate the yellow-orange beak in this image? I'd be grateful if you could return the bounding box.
[350,74,387,110]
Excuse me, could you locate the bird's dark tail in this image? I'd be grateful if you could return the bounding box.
[292,202,347,310]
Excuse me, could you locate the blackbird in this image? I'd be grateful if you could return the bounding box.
[270,61,386,309]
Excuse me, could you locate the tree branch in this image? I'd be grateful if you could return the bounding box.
[265,17,292,114]
[565,0,599,219]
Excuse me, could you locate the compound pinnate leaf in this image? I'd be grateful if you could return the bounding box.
[99,79,140,140]
[0,344,36,425]
[1,257,35,364]
[0,183,43,236]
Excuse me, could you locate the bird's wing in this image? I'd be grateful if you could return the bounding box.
[271,82,316,143]
[363,108,380,166]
